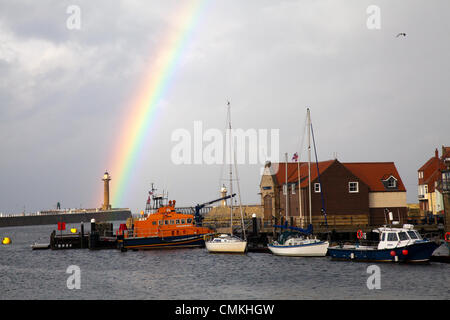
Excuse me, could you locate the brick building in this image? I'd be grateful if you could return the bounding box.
[260,159,407,227]
[417,146,450,215]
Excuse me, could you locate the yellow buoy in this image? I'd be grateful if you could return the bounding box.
[70,228,77,234]
[2,237,11,245]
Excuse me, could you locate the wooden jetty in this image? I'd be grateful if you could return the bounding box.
[46,220,119,250]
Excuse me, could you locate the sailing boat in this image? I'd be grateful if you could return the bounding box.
[268,108,329,257]
[205,102,248,253]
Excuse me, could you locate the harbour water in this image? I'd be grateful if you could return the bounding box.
[1,223,449,300]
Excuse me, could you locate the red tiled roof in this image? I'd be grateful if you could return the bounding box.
[417,146,449,189]
[272,160,335,187]
[342,162,406,192]
[270,160,406,192]
[418,156,439,172]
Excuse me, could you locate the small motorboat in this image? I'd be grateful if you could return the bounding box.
[328,224,439,263]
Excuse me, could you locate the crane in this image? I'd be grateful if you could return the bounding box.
[193,193,236,225]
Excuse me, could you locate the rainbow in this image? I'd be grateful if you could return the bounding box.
[104,0,209,208]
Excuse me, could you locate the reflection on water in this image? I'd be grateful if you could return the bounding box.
[0,224,448,300]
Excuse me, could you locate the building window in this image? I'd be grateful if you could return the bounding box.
[349,182,359,193]
[424,185,428,193]
[418,171,423,179]
[291,184,296,194]
[314,183,321,193]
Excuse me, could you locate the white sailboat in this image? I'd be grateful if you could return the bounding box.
[205,102,247,254]
[268,108,329,257]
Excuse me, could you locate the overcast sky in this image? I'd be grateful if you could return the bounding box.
[0,0,449,214]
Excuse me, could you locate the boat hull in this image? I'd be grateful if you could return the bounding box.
[431,241,450,263]
[121,234,206,250]
[328,241,439,262]
[205,241,247,253]
[268,241,329,257]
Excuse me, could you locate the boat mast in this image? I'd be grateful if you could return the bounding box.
[285,152,289,224]
[307,108,312,226]
[233,139,246,240]
[227,102,233,236]
[297,156,302,226]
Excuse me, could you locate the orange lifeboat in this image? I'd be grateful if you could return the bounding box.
[120,200,214,250]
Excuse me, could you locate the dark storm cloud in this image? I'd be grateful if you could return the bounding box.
[0,0,449,213]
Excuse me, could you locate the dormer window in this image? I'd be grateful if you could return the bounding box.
[387,178,397,188]
[382,175,398,190]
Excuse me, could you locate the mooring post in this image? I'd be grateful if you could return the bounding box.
[252,213,258,236]
[80,222,84,249]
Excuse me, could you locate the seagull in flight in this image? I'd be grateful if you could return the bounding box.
[396,33,407,38]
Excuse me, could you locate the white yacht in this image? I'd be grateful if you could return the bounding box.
[205,102,247,254]
[205,234,247,253]
[268,108,329,257]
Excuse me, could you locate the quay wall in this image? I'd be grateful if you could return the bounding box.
[0,209,131,228]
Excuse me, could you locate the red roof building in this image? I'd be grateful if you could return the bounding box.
[260,159,407,227]
[417,146,449,214]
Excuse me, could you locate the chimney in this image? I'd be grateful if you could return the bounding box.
[435,148,439,159]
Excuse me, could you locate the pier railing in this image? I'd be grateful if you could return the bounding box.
[0,208,130,218]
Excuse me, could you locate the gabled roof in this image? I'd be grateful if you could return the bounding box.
[271,160,335,187]
[342,162,406,192]
[267,160,405,192]
[418,156,439,172]
[417,146,449,190]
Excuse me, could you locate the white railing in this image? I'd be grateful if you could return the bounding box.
[0,208,130,219]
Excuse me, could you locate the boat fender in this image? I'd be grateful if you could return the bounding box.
[2,237,11,245]
[390,250,396,257]
[402,249,408,256]
[445,232,450,242]
[356,230,363,240]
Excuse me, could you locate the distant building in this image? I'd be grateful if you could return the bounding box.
[417,146,450,215]
[260,159,407,227]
